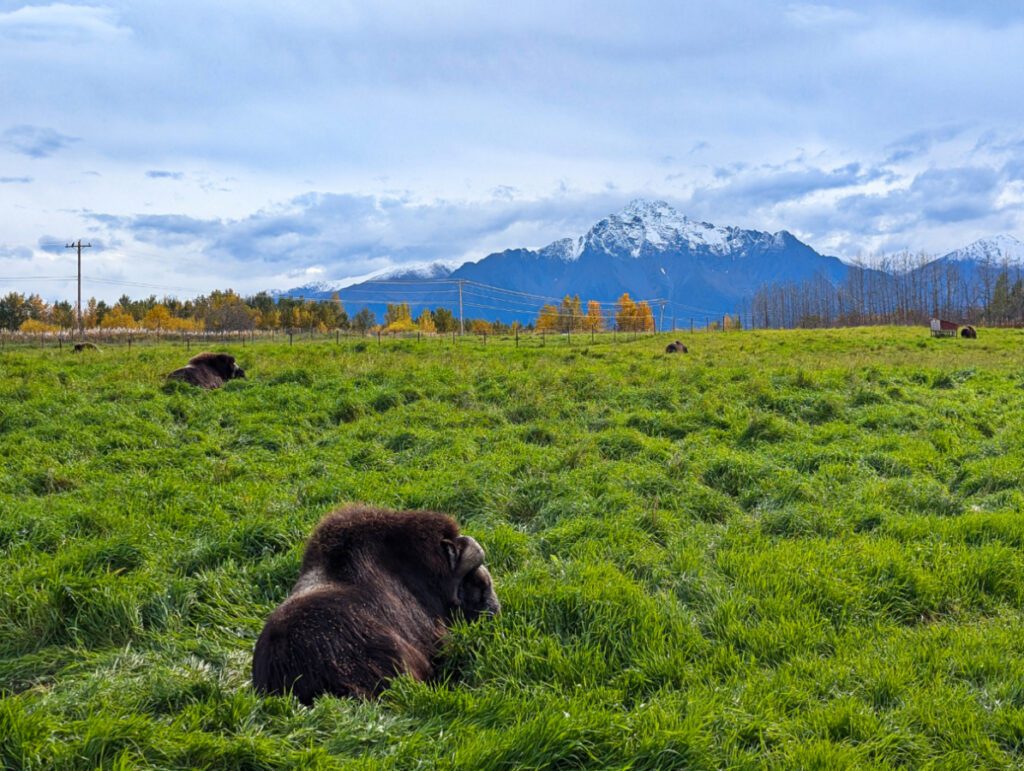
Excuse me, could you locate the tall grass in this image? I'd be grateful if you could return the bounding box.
[2,327,1024,768]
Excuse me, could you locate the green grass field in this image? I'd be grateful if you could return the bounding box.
[2,327,1024,769]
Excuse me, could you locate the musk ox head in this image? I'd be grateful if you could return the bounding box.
[166,352,245,389]
[960,326,977,339]
[456,565,501,621]
[665,340,688,353]
[252,505,499,704]
[191,352,245,380]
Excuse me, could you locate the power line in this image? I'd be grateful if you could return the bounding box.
[0,275,78,281]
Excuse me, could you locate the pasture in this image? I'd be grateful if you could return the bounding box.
[2,327,1024,769]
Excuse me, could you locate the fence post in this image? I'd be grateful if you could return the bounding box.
[336,330,340,344]
[128,336,132,351]
[515,327,519,348]
[377,330,381,346]
[289,330,293,345]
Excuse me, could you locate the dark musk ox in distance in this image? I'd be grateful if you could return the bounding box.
[72,342,100,353]
[166,352,245,389]
[961,325,977,339]
[252,505,499,704]
[665,340,688,353]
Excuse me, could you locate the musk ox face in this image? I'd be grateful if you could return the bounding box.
[252,505,499,704]
[198,352,245,380]
[456,564,500,621]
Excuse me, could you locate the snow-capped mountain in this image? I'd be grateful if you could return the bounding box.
[936,235,1024,265]
[282,200,854,323]
[582,199,776,258]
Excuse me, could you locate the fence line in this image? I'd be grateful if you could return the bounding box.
[0,322,755,353]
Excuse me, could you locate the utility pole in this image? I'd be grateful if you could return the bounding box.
[658,302,666,333]
[65,239,92,339]
[458,280,465,336]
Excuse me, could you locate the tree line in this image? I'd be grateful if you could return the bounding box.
[750,253,1024,328]
[0,287,668,336]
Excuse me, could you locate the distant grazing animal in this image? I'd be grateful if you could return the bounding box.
[252,505,499,704]
[72,342,99,353]
[961,326,977,339]
[665,340,688,354]
[166,352,245,389]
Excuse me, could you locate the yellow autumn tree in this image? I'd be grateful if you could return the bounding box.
[558,295,583,332]
[583,300,605,332]
[142,304,173,331]
[20,318,59,333]
[536,304,560,332]
[636,301,656,332]
[616,293,638,331]
[417,309,436,333]
[100,306,140,329]
[470,319,492,335]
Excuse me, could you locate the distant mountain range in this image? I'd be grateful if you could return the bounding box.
[279,200,1024,325]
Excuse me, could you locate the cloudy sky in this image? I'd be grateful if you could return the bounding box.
[2,1,1023,301]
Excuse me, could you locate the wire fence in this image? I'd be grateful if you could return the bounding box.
[0,319,749,353]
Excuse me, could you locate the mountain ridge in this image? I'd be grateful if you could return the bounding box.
[280,200,1023,324]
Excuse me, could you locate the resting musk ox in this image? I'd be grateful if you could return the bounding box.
[72,342,99,353]
[665,340,689,353]
[961,325,977,339]
[252,505,499,704]
[166,352,245,389]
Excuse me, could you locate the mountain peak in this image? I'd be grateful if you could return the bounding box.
[620,198,680,221]
[941,234,1024,264]
[585,198,732,257]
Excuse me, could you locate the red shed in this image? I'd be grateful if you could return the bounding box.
[930,318,958,338]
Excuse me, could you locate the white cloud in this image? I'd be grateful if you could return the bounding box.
[0,3,130,44]
[0,1,1022,298]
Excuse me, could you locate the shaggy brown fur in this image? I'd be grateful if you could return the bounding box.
[251,505,499,704]
[665,340,689,353]
[961,325,977,339]
[72,342,100,353]
[166,352,245,389]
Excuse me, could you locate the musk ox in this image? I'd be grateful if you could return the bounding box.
[166,352,245,389]
[961,325,977,339]
[72,342,100,353]
[252,505,499,704]
[665,340,688,354]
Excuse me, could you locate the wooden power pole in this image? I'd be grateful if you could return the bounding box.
[65,239,92,338]
[458,280,464,336]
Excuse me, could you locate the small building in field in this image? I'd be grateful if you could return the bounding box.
[930,318,958,338]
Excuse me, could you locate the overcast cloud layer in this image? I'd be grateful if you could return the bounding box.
[2,1,1023,300]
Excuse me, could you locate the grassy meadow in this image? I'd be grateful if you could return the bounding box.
[3,326,1024,769]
